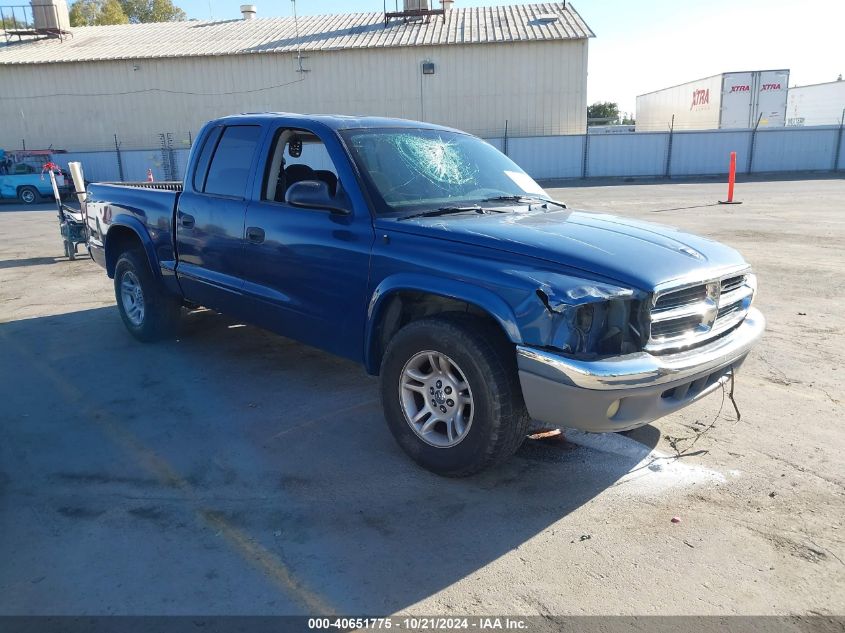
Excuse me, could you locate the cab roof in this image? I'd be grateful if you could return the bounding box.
[212,113,465,135]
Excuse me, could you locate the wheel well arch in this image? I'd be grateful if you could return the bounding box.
[105,226,148,278]
[365,288,519,375]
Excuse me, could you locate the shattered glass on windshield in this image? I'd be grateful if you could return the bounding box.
[390,134,477,186]
[342,127,549,215]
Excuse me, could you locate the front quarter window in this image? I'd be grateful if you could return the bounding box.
[340,128,548,215]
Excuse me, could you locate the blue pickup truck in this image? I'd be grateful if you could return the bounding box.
[85,113,765,476]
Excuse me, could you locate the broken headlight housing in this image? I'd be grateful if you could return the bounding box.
[535,285,650,356]
[552,297,649,356]
[517,275,649,357]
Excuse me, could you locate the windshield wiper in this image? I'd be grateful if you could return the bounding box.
[482,195,567,209]
[398,205,487,221]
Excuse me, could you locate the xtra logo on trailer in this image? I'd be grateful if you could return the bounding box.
[761,83,782,91]
[690,88,710,110]
[730,85,750,92]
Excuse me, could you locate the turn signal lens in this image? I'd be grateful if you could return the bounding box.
[746,273,758,305]
[606,399,621,419]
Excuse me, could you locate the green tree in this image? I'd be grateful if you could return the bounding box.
[2,15,27,28]
[587,102,620,125]
[69,0,184,25]
[119,0,186,23]
[69,0,128,25]
[100,0,129,23]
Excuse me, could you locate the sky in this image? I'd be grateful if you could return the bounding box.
[183,0,845,115]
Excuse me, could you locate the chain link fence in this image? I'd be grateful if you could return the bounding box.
[6,131,195,183]
[16,122,845,184]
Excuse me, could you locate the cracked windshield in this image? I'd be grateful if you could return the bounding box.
[342,129,548,214]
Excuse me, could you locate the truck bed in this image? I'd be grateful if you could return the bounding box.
[86,181,182,272]
[97,181,183,192]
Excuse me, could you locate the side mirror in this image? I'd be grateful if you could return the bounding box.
[285,180,351,215]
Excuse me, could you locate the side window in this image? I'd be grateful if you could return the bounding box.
[284,142,337,175]
[262,128,340,203]
[203,125,262,198]
[191,126,222,192]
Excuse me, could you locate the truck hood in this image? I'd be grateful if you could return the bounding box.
[378,209,748,290]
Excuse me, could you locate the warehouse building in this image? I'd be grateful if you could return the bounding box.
[0,1,593,152]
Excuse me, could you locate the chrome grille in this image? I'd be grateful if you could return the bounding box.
[721,275,746,294]
[650,314,703,338]
[717,302,744,320]
[647,270,755,352]
[653,285,708,311]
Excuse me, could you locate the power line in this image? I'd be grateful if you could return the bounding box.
[0,76,306,100]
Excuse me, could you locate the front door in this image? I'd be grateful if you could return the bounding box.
[239,124,374,361]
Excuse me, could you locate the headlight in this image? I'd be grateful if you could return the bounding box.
[548,297,647,355]
[519,272,647,354]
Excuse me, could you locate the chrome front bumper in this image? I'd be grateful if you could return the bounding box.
[516,307,765,432]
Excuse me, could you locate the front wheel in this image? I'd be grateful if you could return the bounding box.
[114,249,181,342]
[380,314,530,477]
[18,186,39,204]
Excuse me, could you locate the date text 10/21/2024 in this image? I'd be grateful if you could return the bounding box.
[307,617,529,630]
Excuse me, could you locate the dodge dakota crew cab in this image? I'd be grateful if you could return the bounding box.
[85,113,765,476]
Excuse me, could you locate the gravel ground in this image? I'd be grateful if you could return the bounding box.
[0,176,843,617]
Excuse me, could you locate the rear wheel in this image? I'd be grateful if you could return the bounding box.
[380,314,530,476]
[114,249,181,342]
[18,186,38,204]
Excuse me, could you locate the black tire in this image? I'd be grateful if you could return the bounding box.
[114,249,181,342]
[18,186,39,204]
[380,314,530,477]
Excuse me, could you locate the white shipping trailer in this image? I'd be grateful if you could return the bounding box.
[636,70,790,131]
[786,80,845,127]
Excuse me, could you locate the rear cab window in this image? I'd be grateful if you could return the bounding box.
[194,125,262,198]
[191,126,222,191]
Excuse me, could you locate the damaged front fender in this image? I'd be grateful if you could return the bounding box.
[510,270,648,355]
[364,239,651,374]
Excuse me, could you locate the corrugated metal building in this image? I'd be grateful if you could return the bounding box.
[0,2,593,151]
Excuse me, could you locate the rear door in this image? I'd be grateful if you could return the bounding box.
[755,70,789,128]
[175,123,265,311]
[720,72,754,128]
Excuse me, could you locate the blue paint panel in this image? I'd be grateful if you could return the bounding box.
[752,126,839,172]
[587,132,668,177]
[58,149,193,183]
[483,137,505,153]
[508,135,583,179]
[62,125,843,182]
[60,151,121,182]
[0,173,57,199]
[670,129,751,176]
[839,129,845,171]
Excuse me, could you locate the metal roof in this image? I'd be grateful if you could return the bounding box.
[0,2,593,65]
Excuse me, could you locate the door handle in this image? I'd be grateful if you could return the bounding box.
[246,226,265,244]
[180,214,195,229]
